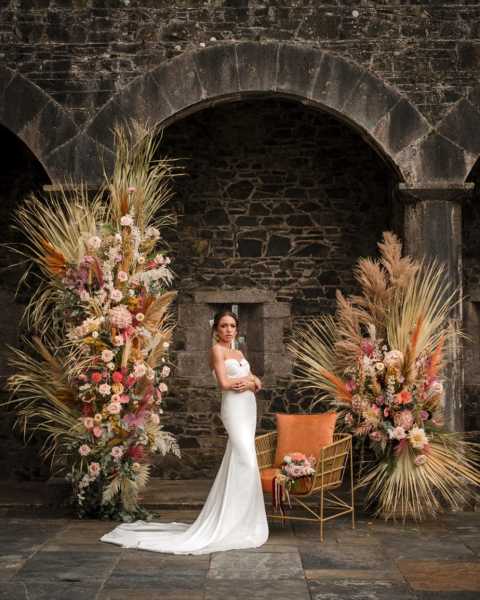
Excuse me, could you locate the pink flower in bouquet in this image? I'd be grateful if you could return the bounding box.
[414,454,427,466]
[91,372,102,384]
[126,374,136,387]
[133,363,147,378]
[107,402,121,415]
[161,365,171,378]
[109,305,133,329]
[159,382,168,393]
[361,340,374,356]
[119,394,130,404]
[345,412,354,426]
[345,379,357,393]
[369,430,383,442]
[117,270,128,282]
[88,462,101,477]
[111,446,124,460]
[93,426,103,438]
[388,426,406,441]
[384,407,390,417]
[394,409,414,431]
[112,371,123,383]
[376,395,385,406]
[110,289,123,303]
[123,410,146,428]
[150,413,160,425]
[79,444,91,456]
[420,410,429,421]
[87,235,102,250]
[83,417,94,430]
[290,452,307,462]
[120,214,134,227]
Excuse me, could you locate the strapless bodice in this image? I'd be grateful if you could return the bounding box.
[212,358,250,380]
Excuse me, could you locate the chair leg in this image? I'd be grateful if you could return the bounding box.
[350,441,356,531]
[319,486,324,542]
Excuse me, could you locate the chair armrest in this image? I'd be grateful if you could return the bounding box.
[255,431,277,469]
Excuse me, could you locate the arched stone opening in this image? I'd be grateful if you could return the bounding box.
[0,125,51,480]
[153,96,400,479]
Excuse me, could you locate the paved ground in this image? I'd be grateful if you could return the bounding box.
[1,507,480,600]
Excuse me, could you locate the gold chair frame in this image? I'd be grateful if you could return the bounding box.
[255,431,355,541]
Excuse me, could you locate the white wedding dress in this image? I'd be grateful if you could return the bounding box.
[100,357,269,554]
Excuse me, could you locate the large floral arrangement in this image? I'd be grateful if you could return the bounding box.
[5,122,180,520]
[287,232,480,521]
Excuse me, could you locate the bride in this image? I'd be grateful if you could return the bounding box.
[100,309,269,554]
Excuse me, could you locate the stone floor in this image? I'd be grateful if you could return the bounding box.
[1,507,479,600]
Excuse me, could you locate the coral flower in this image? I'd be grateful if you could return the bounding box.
[396,390,412,405]
[91,372,102,384]
[112,371,124,383]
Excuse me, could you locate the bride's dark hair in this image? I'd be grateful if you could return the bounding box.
[211,309,239,340]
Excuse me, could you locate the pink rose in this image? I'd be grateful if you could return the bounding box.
[79,444,91,456]
[112,371,123,383]
[93,426,103,438]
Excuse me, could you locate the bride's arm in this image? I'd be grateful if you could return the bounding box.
[210,346,255,392]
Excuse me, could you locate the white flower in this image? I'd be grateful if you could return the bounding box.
[161,365,171,378]
[109,305,132,329]
[154,254,166,265]
[117,270,128,282]
[388,426,406,441]
[120,214,134,227]
[98,383,111,396]
[409,426,428,450]
[87,235,102,249]
[135,312,145,322]
[163,342,170,349]
[159,382,168,393]
[132,462,141,472]
[414,454,427,466]
[115,233,122,242]
[113,335,124,347]
[79,289,90,302]
[79,444,91,456]
[133,363,147,378]
[110,289,123,302]
[150,413,160,425]
[107,362,115,370]
[101,349,114,363]
[137,255,145,264]
[145,226,160,239]
[92,331,99,339]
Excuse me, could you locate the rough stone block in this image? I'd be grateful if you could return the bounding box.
[276,44,324,98]
[437,98,480,155]
[414,132,468,183]
[194,44,239,100]
[373,97,430,156]
[235,42,280,92]
[153,53,204,113]
[261,303,291,319]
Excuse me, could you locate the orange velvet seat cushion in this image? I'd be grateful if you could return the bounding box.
[260,467,281,493]
[273,412,337,467]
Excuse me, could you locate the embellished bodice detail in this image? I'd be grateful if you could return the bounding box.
[212,357,250,380]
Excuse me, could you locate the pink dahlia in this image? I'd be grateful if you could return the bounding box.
[394,409,414,431]
[109,305,132,329]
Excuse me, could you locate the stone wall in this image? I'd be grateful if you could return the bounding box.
[153,97,394,478]
[0,1,479,478]
[1,1,480,127]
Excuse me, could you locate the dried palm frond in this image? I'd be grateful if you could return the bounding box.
[359,434,480,521]
[106,120,180,231]
[334,291,364,370]
[143,290,177,333]
[286,316,348,409]
[387,261,459,360]
[378,230,418,289]
[144,421,181,457]
[11,184,105,279]
[102,464,152,510]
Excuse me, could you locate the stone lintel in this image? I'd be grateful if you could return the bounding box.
[397,182,474,203]
[193,288,276,304]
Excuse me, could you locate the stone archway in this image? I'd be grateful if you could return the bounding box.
[0,65,79,182]
[83,42,431,185]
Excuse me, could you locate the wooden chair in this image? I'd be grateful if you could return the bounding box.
[255,431,355,541]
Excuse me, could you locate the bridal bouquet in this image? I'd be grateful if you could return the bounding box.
[5,122,180,520]
[281,452,316,493]
[287,232,480,521]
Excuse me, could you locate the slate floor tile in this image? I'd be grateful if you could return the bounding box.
[299,540,391,570]
[208,550,303,579]
[205,579,311,600]
[0,581,100,600]
[397,559,480,592]
[307,578,417,600]
[13,550,118,583]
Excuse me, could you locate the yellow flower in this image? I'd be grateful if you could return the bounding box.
[111,382,124,395]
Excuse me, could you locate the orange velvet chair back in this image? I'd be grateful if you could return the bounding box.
[273,412,337,467]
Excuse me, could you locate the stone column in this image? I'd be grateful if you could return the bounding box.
[398,182,474,432]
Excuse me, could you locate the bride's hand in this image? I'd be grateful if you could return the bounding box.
[232,379,254,393]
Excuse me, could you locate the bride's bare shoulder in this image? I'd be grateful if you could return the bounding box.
[210,343,224,368]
